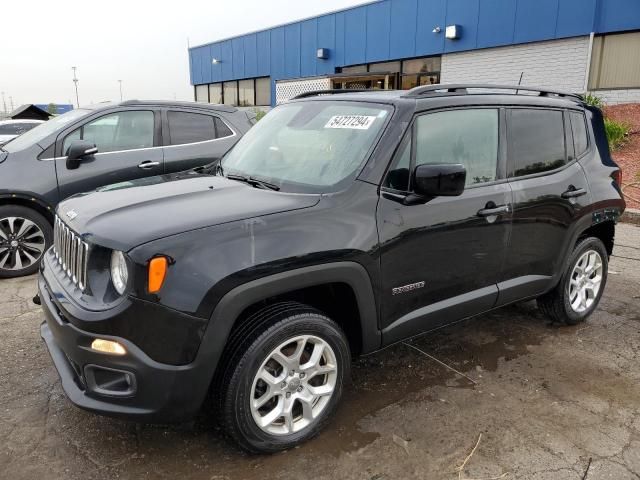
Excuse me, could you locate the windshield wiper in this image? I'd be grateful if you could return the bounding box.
[226,173,280,191]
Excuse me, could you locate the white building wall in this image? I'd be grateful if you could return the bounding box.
[275,77,332,104]
[441,37,590,94]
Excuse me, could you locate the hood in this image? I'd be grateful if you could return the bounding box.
[58,173,320,251]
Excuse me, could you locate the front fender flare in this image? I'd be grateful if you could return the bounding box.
[191,261,380,395]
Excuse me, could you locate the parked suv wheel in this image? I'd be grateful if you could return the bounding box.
[537,237,608,325]
[0,206,52,278]
[220,302,350,453]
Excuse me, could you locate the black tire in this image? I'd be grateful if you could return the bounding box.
[219,302,350,454]
[0,205,52,278]
[537,237,608,325]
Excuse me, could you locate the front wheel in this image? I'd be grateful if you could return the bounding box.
[0,206,52,278]
[537,237,608,325]
[220,302,350,453]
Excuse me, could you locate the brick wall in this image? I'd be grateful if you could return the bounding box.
[441,37,590,94]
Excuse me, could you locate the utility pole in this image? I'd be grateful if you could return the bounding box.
[72,66,80,107]
[118,80,123,101]
[9,96,14,112]
[1,92,6,115]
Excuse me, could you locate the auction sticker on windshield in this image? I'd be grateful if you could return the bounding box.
[325,115,377,130]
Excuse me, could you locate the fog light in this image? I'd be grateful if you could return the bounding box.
[91,339,126,355]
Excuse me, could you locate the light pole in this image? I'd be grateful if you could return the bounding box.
[118,80,123,101]
[72,66,80,107]
[1,92,6,115]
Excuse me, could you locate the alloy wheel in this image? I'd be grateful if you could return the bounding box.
[250,334,338,436]
[0,216,46,272]
[568,249,603,313]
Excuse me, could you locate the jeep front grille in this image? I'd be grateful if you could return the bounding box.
[53,216,89,291]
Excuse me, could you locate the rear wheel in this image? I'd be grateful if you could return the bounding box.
[537,237,608,325]
[0,206,52,278]
[220,302,350,453]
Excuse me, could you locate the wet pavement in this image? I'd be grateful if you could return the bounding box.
[1,223,639,480]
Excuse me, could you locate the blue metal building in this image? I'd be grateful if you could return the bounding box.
[189,0,640,106]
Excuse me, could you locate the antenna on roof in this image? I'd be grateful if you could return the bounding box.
[516,72,524,94]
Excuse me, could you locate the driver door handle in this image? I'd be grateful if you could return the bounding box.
[477,204,510,217]
[138,161,160,170]
[561,187,587,199]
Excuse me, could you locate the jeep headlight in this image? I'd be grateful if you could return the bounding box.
[110,250,129,295]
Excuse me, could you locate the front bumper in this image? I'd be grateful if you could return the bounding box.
[38,268,213,423]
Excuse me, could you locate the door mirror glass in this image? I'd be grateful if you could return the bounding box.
[66,141,98,169]
[413,163,466,197]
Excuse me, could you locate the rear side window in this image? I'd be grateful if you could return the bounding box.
[569,111,589,158]
[508,109,566,177]
[214,117,233,138]
[414,109,499,186]
[168,111,215,145]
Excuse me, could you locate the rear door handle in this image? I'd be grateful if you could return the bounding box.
[138,161,160,170]
[477,204,510,217]
[561,187,587,199]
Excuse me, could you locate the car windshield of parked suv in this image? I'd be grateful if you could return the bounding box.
[2,109,88,152]
[221,101,391,193]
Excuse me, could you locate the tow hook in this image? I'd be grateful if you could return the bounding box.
[32,294,41,306]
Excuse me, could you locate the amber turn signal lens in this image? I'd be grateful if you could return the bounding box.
[148,257,168,293]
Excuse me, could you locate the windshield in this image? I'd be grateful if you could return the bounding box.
[3,109,89,152]
[222,101,391,193]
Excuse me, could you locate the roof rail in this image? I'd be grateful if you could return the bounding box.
[401,84,584,102]
[291,89,372,100]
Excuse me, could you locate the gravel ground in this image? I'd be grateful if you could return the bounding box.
[1,223,639,480]
[605,104,640,209]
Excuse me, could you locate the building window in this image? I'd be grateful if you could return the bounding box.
[368,61,401,73]
[341,64,368,74]
[223,81,238,106]
[195,84,208,102]
[238,79,255,106]
[401,56,441,90]
[209,83,222,104]
[589,32,640,90]
[256,77,271,106]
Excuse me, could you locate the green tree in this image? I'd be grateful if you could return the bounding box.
[46,103,57,115]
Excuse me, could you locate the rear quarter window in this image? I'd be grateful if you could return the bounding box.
[569,111,589,158]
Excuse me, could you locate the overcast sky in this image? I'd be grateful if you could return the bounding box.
[1,0,371,109]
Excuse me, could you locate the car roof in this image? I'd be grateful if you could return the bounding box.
[81,100,239,113]
[79,100,238,114]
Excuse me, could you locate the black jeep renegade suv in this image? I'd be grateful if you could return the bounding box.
[39,85,625,453]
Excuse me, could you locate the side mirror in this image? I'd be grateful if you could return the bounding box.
[66,141,98,170]
[413,163,466,197]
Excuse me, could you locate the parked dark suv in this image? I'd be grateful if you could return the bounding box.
[39,85,625,453]
[0,100,253,277]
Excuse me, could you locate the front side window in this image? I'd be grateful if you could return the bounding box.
[222,101,391,193]
[63,110,154,154]
[414,109,499,186]
[508,109,566,177]
[168,111,216,145]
